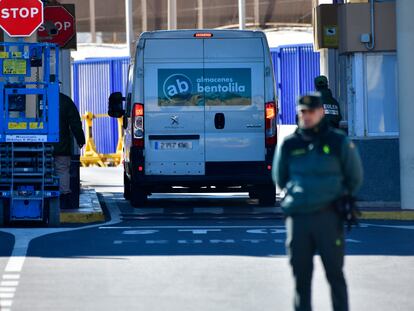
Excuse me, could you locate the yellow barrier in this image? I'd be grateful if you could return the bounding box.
[80,112,123,167]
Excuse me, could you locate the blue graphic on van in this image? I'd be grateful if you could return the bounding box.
[158,68,251,106]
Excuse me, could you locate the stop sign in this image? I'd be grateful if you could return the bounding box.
[38,6,76,48]
[0,0,44,37]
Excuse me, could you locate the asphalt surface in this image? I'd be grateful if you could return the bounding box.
[0,167,413,311]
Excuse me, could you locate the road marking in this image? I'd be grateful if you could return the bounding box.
[345,239,361,243]
[122,230,159,235]
[0,288,16,293]
[5,258,25,273]
[178,229,222,234]
[0,281,18,287]
[145,240,169,244]
[0,198,122,311]
[2,275,19,280]
[100,225,285,230]
[0,293,14,299]
[0,300,12,307]
[246,228,286,234]
[363,224,414,230]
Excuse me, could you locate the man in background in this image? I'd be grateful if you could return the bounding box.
[53,93,85,208]
[315,75,342,129]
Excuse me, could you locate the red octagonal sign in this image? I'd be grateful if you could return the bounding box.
[0,0,44,37]
[38,6,75,48]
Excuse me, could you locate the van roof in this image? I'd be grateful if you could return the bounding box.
[138,29,266,41]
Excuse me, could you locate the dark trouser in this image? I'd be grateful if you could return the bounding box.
[286,209,348,311]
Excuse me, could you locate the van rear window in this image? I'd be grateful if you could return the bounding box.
[158,68,252,107]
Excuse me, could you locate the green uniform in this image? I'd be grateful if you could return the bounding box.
[273,119,363,311]
[53,93,85,156]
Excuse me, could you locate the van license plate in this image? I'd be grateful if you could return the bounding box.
[156,142,193,150]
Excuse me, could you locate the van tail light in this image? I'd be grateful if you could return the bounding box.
[265,101,277,147]
[132,103,144,148]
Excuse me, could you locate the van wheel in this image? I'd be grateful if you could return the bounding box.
[48,198,61,227]
[130,184,147,208]
[257,185,276,206]
[124,173,131,200]
[0,199,5,227]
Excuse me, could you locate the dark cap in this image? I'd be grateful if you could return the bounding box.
[314,75,328,89]
[297,93,323,110]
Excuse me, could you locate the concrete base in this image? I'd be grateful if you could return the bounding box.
[60,188,105,224]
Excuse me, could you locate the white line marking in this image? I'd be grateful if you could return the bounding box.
[113,240,139,245]
[122,230,159,235]
[0,300,13,307]
[0,288,16,293]
[363,224,414,230]
[0,292,15,299]
[100,225,285,230]
[0,197,122,310]
[0,281,18,287]
[345,239,361,243]
[3,274,20,280]
[178,229,222,234]
[5,257,25,273]
[2,275,20,280]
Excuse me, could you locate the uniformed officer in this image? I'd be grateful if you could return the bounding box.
[315,75,342,128]
[273,93,363,311]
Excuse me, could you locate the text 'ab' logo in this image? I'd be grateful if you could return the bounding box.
[163,74,193,100]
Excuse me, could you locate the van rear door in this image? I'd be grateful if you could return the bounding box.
[203,38,265,164]
[143,39,205,175]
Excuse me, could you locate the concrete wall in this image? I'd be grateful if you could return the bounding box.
[354,138,400,202]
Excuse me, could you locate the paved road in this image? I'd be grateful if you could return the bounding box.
[0,168,413,311]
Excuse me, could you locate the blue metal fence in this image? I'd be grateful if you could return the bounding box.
[71,44,319,153]
[271,44,320,125]
[72,57,130,154]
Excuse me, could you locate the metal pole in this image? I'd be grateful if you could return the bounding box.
[59,50,72,97]
[89,0,96,43]
[168,0,177,30]
[198,0,204,29]
[239,0,246,30]
[141,0,148,32]
[397,0,414,210]
[125,0,134,57]
[254,0,260,28]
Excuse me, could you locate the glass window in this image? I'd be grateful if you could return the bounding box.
[365,54,399,135]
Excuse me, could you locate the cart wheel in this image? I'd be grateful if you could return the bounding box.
[0,199,4,227]
[48,197,60,227]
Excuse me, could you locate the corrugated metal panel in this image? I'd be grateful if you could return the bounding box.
[271,44,320,125]
[72,57,130,154]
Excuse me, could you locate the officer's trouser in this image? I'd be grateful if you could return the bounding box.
[286,209,348,311]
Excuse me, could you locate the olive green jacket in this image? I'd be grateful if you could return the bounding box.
[53,93,85,156]
[272,121,363,215]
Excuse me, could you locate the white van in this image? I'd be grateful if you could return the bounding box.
[108,30,278,207]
